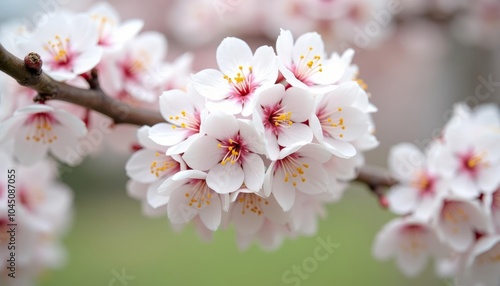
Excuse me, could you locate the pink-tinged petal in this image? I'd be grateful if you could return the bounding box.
[309,114,324,142]
[478,164,500,193]
[204,113,239,141]
[295,159,329,195]
[159,90,195,122]
[334,107,369,141]
[323,81,359,107]
[372,219,400,260]
[232,203,264,235]
[241,96,258,117]
[126,180,147,200]
[167,185,198,223]
[440,219,474,252]
[45,70,77,81]
[386,186,419,215]
[263,161,276,196]
[182,136,224,170]
[157,176,185,197]
[292,32,324,64]
[396,244,429,277]
[72,46,103,75]
[242,153,265,192]
[238,119,264,154]
[172,169,207,181]
[272,170,296,211]
[296,143,332,163]
[388,143,426,180]
[129,32,166,63]
[414,195,441,221]
[278,123,313,147]
[216,37,253,74]
[149,122,189,147]
[14,126,49,165]
[70,14,99,50]
[113,19,144,44]
[251,45,278,84]
[192,69,231,100]
[322,137,356,158]
[137,126,164,151]
[207,163,244,194]
[264,130,280,161]
[449,175,480,199]
[53,109,87,137]
[166,133,203,155]
[49,125,82,166]
[206,98,242,115]
[257,84,284,107]
[0,116,25,143]
[278,60,309,89]
[125,149,160,183]
[282,87,314,122]
[147,183,169,208]
[199,196,222,231]
[276,29,293,67]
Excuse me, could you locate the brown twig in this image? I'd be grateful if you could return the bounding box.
[0,43,164,126]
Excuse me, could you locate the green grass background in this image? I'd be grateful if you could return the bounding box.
[39,156,444,286]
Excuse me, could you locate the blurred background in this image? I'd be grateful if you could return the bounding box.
[1,0,500,285]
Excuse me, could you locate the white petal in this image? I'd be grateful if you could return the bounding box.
[192,69,230,100]
[14,126,49,165]
[149,122,189,147]
[199,195,222,231]
[204,113,239,140]
[72,46,103,75]
[449,175,480,199]
[276,29,293,67]
[278,123,313,147]
[251,45,278,83]
[282,87,314,122]
[182,136,224,170]
[216,37,253,74]
[386,186,419,215]
[242,153,265,192]
[272,170,296,211]
[388,143,426,180]
[206,163,244,194]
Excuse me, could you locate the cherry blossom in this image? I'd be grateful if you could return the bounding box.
[18,13,103,81]
[182,113,266,194]
[192,37,278,116]
[0,104,87,165]
[253,84,314,160]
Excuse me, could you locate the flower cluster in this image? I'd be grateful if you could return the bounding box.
[0,153,73,285]
[0,2,194,164]
[126,29,378,249]
[372,104,500,285]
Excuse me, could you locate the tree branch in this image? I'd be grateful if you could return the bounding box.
[0,43,399,195]
[0,43,164,126]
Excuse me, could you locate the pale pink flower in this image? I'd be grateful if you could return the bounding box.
[158,170,224,231]
[373,217,445,277]
[182,113,265,194]
[192,37,278,116]
[87,2,144,51]
[253,84,314,160]
[19,13,103,81]
[148,86,207,155]
[386,143,447,220]
[456,235,500,286]
[434,197,489,252]
[309,81,370,158]
[0,104,87,165]
[264,143,331,211]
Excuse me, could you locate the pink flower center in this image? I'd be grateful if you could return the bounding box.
[168,109,201,136]
[459,150,487,178]
[224,66,258,103]
[412,172,436,197]
[262,103,293,135]
[217,136,244,165]
[24,112,58,144]
[44,35,74,69]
